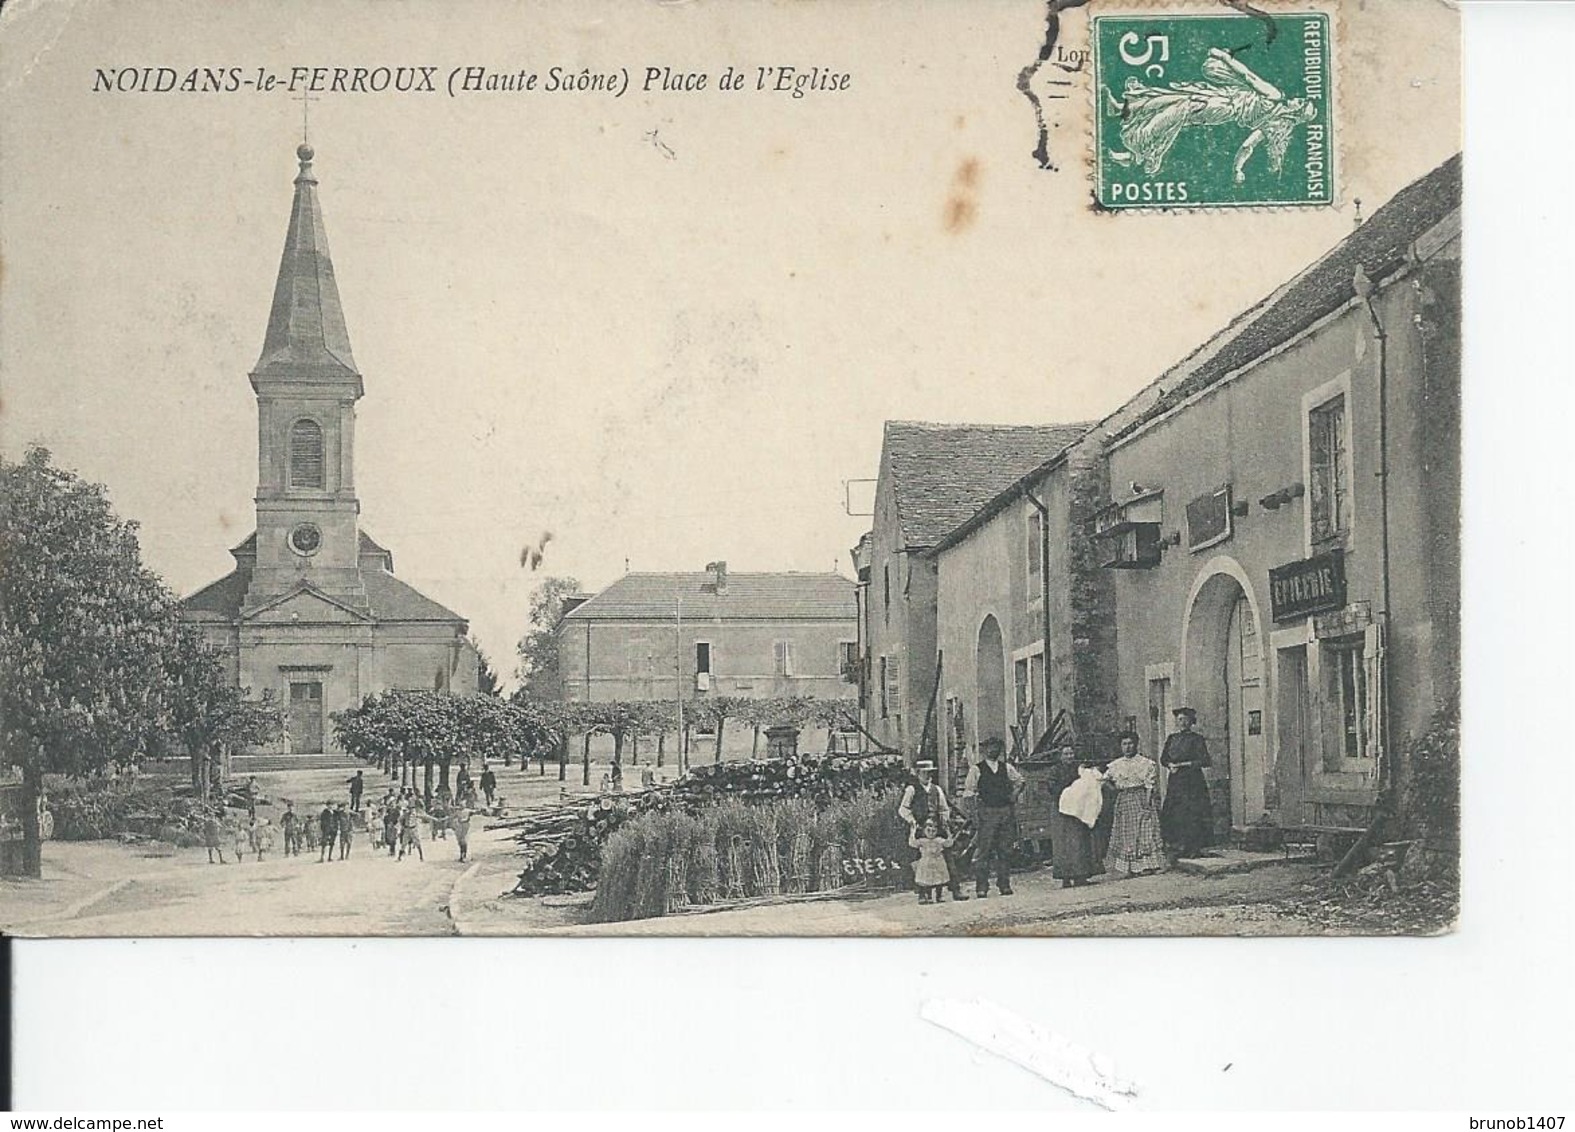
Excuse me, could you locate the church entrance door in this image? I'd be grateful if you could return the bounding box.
[290,681,324,754]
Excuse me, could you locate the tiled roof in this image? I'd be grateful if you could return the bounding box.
[561,572,856,622]
[362,569,465,623]
[183,568,251,618]
[252,146,359,381]
[884,421,1094,549]
[1112,154,1462,442]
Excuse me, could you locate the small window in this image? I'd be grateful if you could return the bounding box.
[695,642,712,675]
[1027,510,1043,592]
[838,641,859,682]
[882,563,891,624]
[1309,396,1348,543]
[289,418,326,489]
[773,640,794,677]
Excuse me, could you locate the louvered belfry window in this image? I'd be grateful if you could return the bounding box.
[289,418,325,489]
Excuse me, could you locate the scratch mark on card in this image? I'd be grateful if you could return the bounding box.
[921,998,1139,1111]
[0,0,88,91]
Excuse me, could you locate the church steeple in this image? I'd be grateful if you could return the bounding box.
[251,144,361,393]
[244,145,367,612]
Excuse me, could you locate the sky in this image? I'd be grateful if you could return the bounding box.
[0,0,1460,687]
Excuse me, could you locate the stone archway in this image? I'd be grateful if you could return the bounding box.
[976,614,1007,751]
[1180,559,1269,832]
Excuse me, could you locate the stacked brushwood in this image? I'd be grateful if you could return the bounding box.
[503,753,907,898]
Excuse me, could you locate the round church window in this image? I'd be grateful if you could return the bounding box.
[289,523,322,556]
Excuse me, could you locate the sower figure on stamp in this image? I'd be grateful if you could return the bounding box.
[897,759,969,902]
[962,737,1024,897]
[1105,47,1316,183]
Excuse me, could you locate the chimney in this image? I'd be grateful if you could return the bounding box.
[705,560,728,594]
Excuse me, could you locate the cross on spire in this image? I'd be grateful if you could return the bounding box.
[292,91,320,145]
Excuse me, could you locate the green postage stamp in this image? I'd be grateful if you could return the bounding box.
[1094,11,1333,209]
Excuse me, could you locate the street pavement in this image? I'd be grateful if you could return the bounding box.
[1,754,1322,937]
[0,757,586,937]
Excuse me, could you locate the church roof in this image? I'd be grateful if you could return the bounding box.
[183,532,464,625]
[251,144,360,385]
[562,572,856,623]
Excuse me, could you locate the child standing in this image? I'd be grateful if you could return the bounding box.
[909,818,956,904]
[202,813,227,864]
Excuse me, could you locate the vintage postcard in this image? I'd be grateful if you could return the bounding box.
[0,0,1460,938]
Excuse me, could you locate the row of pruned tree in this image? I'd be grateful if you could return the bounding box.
[528,694,861,787]
[328,690,862,794]
[1,448,285,876]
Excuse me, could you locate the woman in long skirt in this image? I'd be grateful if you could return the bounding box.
[1160,707,1214,857]
[1046,747,1098,888]
[1102,732,1168,877]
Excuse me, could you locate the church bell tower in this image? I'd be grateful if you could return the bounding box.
[244,143,368,611]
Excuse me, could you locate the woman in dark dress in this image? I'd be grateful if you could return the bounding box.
[1046,746,1098,888]
[1160,706,1213,857]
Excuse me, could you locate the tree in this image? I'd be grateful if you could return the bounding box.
[472,637,503,697]
[686,694,747,764]
[1,448,185,876]
[164,624,282,798]
[514,576,581,701]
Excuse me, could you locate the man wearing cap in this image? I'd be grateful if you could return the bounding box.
[961,737,1025,897]
[1160,707,1214,858]
[898,759,969,902]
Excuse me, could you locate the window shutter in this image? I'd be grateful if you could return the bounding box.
[289,419,326,489]
[1363,623,1384,766]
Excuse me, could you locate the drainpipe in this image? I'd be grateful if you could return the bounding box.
[1353,264,1393,795]
[1023,484,1054,742]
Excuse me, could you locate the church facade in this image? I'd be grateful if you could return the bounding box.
[183,144,478,755]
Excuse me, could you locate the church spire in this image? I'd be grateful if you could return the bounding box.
[252,144,360,388]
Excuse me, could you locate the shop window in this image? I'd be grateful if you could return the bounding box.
[1324,636,1371,766]
[1308,395,1349,543]
[289,418,325,489]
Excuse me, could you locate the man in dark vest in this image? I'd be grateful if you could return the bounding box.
[898,759,969,902]
[962,737,1025,897]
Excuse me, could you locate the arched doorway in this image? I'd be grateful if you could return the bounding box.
[975,615,1007,752]
[1182,566,1268,833]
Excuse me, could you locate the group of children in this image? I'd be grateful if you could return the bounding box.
[197,786,477,865]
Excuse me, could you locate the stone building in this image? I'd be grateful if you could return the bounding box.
[928,432,1112,787]
[182,145,478,755]
[855,421,1090,761]
[556,563,858,758]
[1096,155,1460,835]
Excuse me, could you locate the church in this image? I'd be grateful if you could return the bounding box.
[183,144,478,755]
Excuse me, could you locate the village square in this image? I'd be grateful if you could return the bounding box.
[0,117,1461,939]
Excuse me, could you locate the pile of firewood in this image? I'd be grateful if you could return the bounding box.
[501,753,908,898]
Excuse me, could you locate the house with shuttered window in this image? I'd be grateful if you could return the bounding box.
[556,563,858,759]
[1097,154,1461,835]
